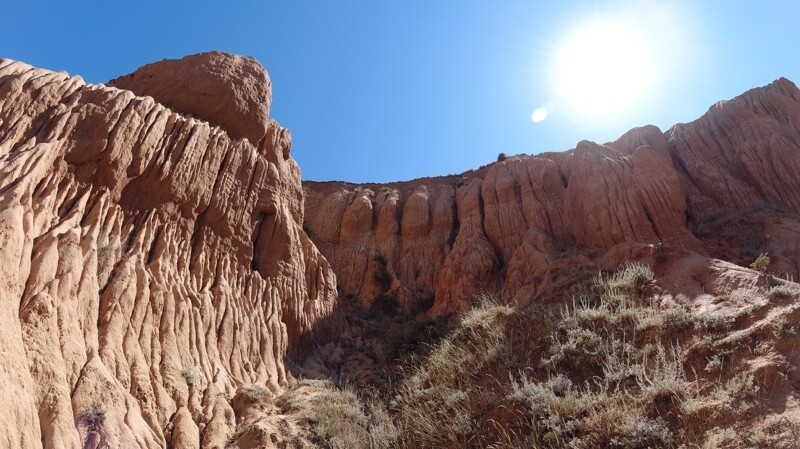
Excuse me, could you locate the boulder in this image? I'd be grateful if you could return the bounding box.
[109,51,272,144]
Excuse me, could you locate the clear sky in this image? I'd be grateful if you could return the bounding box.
[3,1,799,183]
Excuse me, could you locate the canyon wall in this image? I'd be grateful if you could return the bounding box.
[0,55,336,448]
[304,78,800,314]
[3,50,800,447]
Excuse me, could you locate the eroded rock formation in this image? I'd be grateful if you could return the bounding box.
[3,49,800,447]
[108,51,273,145]
[0,55,335,448]
[304,78,800,315]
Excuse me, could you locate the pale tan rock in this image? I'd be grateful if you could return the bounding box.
[108,51,272,144]
[170,407,200,449]
[0,57,336,448]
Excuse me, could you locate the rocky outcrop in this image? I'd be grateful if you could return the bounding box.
[304,79,800,315]
[108,51,273,145]
[0,56,335,448]
[4,48,800,447]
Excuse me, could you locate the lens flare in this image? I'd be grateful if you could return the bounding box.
[531,107,549,123]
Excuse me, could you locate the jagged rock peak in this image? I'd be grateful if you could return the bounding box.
[108,51,272,144]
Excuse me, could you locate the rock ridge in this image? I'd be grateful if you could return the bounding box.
[304,78,800,314]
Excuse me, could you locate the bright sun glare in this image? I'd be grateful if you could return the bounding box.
[551,20,656,119]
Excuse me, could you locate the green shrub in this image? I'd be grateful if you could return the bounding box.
[181,367,199,387]
[750,252,770,273]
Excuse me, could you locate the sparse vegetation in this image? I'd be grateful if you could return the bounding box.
[230,422,256,441]
[275,380,399,449]
[96,236,118,279]
[181,367,199,387]
[497,152,507,162]
[239,384,272,402]
[372,250,393,294]
[308,387,399,449]
[750,252,770,273]
[303,262,780,448]
[79,403,106,432]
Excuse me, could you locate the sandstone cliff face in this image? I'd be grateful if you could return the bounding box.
[304,78,800,315]
[0,56,335,448]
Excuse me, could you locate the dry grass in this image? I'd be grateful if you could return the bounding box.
[386,263,763,448]
[276,380,400,449]
[303,262,780,448]
[78,403,106,432]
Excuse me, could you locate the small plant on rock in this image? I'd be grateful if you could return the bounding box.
[96,237,118,278]
[181,367,199,387]
[79,403,106,432]
[749,252,770,274]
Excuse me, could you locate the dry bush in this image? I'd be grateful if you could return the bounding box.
[303,263,772,448]
[749,252,770,273]
[386,263,761,448]
[278,380,400,449]
[78,403,106,433]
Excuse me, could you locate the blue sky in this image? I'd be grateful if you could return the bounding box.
[3,1,799,182]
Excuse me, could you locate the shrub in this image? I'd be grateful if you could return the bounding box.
[597,261,654,296]
[372,251,392,292]
[96,237,118,279]
[79,404,106,432]
[749,252,770,273]
[371,295,399,316]
[181,367,199,387]
[385,263,760,448]
[655,243,668,264]
[239,384,272,403]
[769,282,800,299]
[497,152,507,162]
[302,221,314,237]
[303,386,399,449]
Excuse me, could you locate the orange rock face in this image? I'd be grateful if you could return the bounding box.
[3,49,800,447]
[304,79,800,315]
[0,57,335,447]
[108,51,273,145]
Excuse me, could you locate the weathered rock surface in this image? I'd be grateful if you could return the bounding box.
[0,57,335,448]
[304,78,800,315]
[108,51,273,145]
[4,48,800,447]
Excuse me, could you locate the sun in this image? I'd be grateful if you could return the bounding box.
[552,20,655,119]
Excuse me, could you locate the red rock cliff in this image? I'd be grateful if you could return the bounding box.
[0,54,336,448]
[304,78,800,315]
